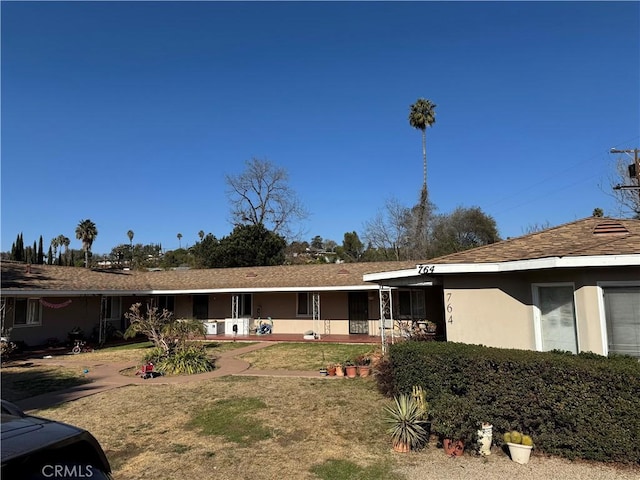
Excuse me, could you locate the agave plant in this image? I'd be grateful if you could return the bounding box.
[384,394,430,452]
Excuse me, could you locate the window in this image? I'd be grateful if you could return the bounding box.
[14,298,41,326]
[603,286,640,357]
[104,297,122,320]
[398,290,426,318]
[157,295,175,313]
[534,285,578,354]
[297,292,312,316]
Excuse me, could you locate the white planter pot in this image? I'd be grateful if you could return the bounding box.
[507,442,533,464]
[477,423,493,456]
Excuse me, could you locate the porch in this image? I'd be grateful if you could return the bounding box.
[204,333,380,345]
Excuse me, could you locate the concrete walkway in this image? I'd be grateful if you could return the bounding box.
[14,342,325,412]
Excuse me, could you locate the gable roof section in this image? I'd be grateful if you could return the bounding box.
[1,260,419,296]
[364,218,640,282]
[429,218,640,264]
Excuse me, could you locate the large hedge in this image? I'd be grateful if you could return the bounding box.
[377,341,640,464]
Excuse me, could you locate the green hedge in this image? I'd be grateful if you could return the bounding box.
[377,341,640,464]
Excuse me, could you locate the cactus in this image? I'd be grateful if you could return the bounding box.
[510,430,522,444]
[503,432,512,443]
[521,435,533,446]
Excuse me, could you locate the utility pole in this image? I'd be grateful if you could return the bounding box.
[611,148,640,201]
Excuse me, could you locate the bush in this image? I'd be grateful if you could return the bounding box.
[156,344,214,375]
[377,341,640,463]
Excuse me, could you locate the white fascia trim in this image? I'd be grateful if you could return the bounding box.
[363,254,640,282]
[7,285,379,297]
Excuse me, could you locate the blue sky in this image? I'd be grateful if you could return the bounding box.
[2,1,639,255]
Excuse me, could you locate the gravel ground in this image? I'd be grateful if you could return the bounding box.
[393,447,639,480]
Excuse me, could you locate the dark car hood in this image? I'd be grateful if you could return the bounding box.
[1,413,82,463]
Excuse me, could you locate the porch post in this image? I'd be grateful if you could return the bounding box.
[379,286,393,354]
[99,296,107,345]
[231,295,239,319]
[312,292,321,338]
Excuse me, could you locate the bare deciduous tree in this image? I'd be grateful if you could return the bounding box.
[225,158,308,238]
[363,197,412,261]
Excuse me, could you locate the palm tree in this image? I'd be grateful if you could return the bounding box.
[75,219,98,268]
[127,230,135,266]
[409,98,437,252]
[177,233,183,249]
[408,98,437,197]
[61,236,70,266]
[198,230,205,241]
[50,237,59,264]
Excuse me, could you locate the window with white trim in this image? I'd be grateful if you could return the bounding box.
[603,286,640,358]
[297,292,312,317]
[534,285,578,354]
[14,298,42,326]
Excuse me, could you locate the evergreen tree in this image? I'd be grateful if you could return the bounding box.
[58,252,63,265]
[47,246,53,265]
[38,236,44,264]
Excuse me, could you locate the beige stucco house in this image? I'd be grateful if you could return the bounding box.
[2,217,639,357]
[365,218,640,357]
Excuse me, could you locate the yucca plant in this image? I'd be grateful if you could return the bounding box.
[384,394,430,452]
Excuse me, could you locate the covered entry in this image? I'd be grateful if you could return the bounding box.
[348,292,369,334]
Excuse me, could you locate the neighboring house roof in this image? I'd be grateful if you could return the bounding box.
[364,218,640,282]
[1,260,419,296]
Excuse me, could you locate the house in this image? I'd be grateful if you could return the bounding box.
[2,217,639,357]
[0,259,431,347]
[364,218,640,357]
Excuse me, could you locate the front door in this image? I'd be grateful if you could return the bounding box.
[348,292,369,334]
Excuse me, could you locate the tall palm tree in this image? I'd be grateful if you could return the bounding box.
[50,237,59,264]
[61,236,70,266]
[75,219,98,268]
[177,233,183,249]
[408,98,437,197]
[127,230,135,266]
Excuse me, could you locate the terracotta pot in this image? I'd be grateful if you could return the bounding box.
[393,441,410,453]
[443,439,465,457]
[327,366,337,376]
[345,365,357,378]
[335,365,344,377]
[358,365,370,377]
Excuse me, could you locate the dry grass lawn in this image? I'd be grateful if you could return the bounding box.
[10,341,639,480]
[34,375,395,480]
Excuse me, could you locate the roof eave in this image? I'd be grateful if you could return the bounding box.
[363,254,640,282]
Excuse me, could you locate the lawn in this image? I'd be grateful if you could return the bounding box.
[238,342,377,370]
[8,341,640,480]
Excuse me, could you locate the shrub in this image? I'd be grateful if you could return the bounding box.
[156,344,214,375]
[378,341,640,463]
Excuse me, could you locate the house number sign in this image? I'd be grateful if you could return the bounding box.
[417,264,436,275]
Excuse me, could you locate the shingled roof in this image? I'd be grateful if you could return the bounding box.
[0,260,419,295]
[428,217,640,264]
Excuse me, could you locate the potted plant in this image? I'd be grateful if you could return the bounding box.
[384,393,430,452]
[356,354,371,377]
[431,394,476,457]
[504,430,534,464]
[326,363,337,376]
[335,362,344,377]
[344,359,357,378]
